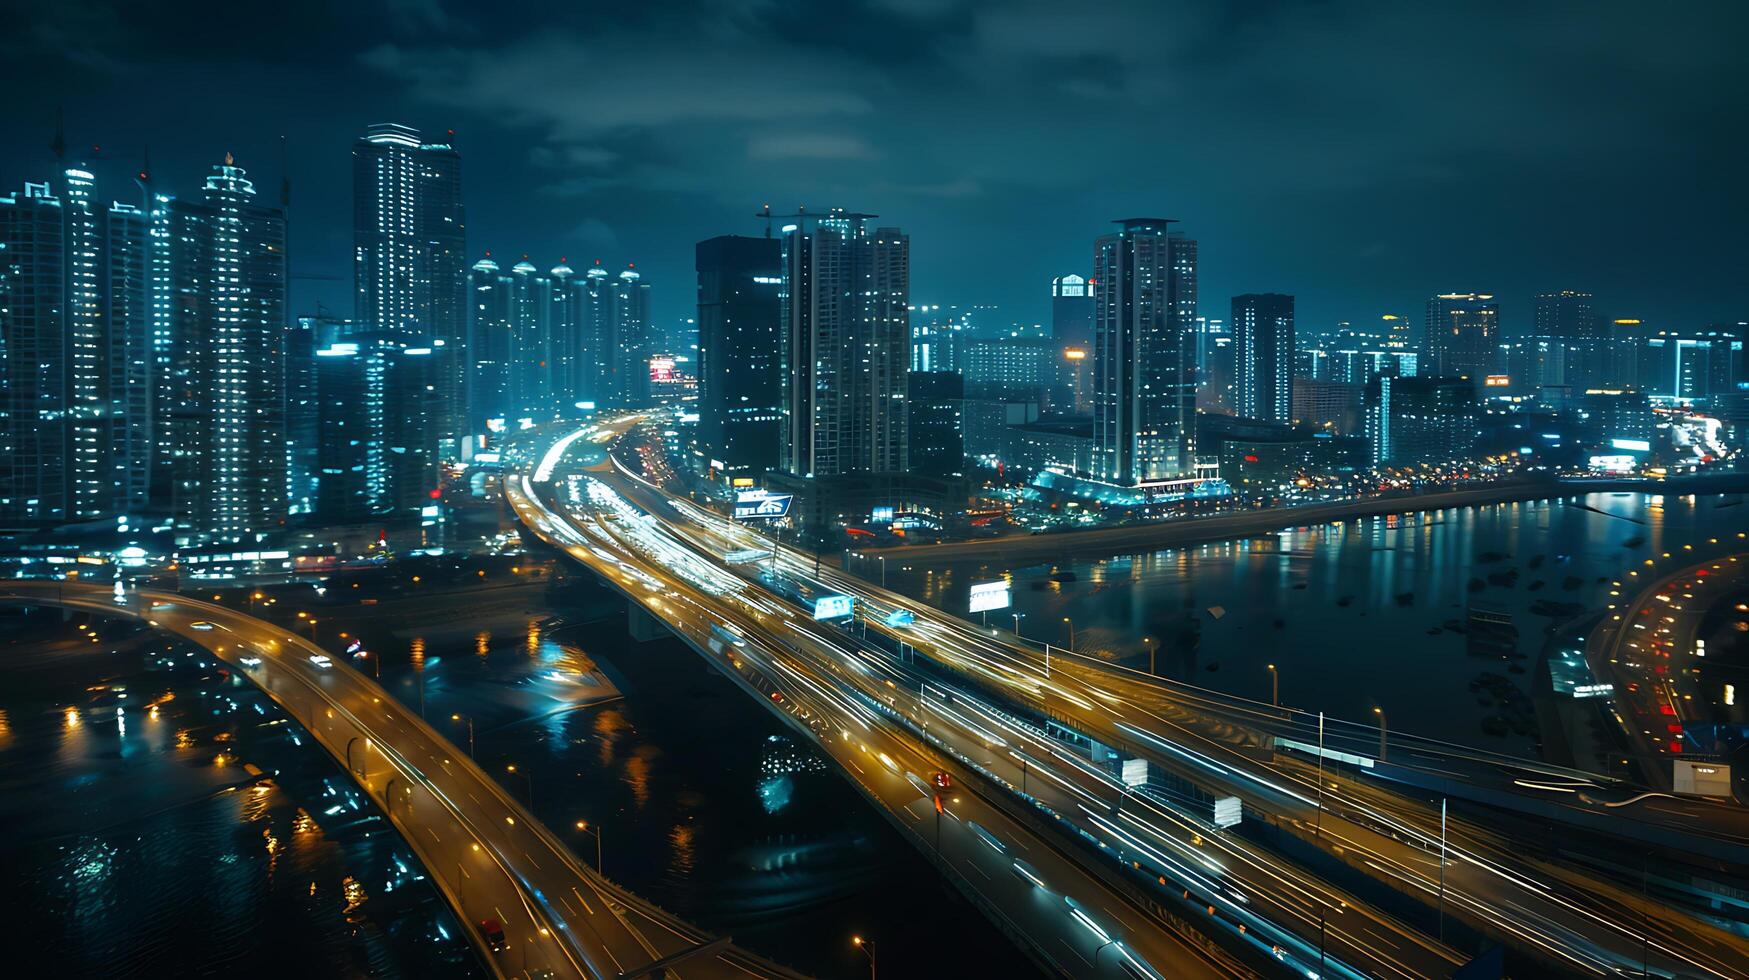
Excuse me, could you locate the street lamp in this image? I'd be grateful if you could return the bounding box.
[877,554,887,589]
[1373,706,1388,762]
[1062,616,1075,651]
[451,713,475,758]
[575,820,603,874]
[1144,636,1157,676]
[1011,612,1025,639]
[852,935,876,980]
[1267,663,1279,708]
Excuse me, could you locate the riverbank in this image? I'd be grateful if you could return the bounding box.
[862,473,1749,565]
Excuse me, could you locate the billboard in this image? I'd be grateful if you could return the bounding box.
[1213,796,1243,829]
[968,580,1011,613]
[1121,758,1149,787]
[733,489,794,520]
[813,594,855,621]
[650,356,676,382]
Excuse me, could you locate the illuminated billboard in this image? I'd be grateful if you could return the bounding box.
[968,580,1011,613]
[733,489,793,520]
[650,357,676,382]
[813,594,855,621]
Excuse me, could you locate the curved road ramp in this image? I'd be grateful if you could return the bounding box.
[0,579,808,980]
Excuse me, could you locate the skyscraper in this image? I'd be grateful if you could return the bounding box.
[1,168,159,527]
[1365,374,1478,465]
[695,235,782,478]
[907,371,965,478]
[0,178,76,526]
[352,123,466,443]
[781,211,910,477]
[1092,218,1198,485]
[609,266,651,407]
[546,260,579,411]
[1231,293,1295,423]
[577,261,612,406]
[1423,293,1499,379]
[1533,289,1599,386]
[1533,290,1595,340]
[465,256,512,431]
[160,156,288,539]
[1051,274,1094,345]
[507,258,547,418]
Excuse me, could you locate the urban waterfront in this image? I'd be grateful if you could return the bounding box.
[880,492,1748,760]
[0,569,1039,979]
[0,608,480,979]
[337,570,1040,978]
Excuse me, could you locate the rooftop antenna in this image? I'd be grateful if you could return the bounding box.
[279,135,291,209]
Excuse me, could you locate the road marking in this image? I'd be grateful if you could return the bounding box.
[1059,938,1094,968]
[571,887,595,915]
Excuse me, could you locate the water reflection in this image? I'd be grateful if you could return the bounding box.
[891,494,1744,755]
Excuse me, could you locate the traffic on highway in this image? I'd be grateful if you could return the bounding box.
[509,419,1749,980]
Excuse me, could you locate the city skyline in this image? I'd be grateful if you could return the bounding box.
[4,7,1749,980]
[3,2,1745,332]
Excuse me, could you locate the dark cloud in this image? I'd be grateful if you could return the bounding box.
[2,0,1744,329]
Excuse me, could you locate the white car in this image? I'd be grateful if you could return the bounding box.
[190,621,216,631]
[308,653,333,669]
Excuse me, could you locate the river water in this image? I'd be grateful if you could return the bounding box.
[0,606,480,979]
[298,569,1041,980]
[883,492,1746,759]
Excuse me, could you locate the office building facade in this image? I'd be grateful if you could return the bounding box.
[352,123,466,444]
[1092,218,1198,484]
[1423,292,1499,379]
[1231,292,1295,423]
[907,371,965,478]
[695,235,783,478]
[781,211,910,477]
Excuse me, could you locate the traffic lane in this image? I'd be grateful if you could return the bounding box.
[584,469,1501,977]
[565,484,1442,980]
[523,482,1234,980]
[594,448,1742,973]
[3,584,583,980]
[68,585,760,980]
[584,486,1742,979]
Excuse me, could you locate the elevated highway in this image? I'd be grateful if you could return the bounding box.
[0,580,805,980]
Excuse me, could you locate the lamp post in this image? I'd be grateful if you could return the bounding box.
[852,935,875,980]
[1373,706,1388,762]
[575,820,603,874]
[1011,612,1025,639]
[1266,663,1279,708]
[451,713,475,758]
[877,554,887,589]
[1144,636,1157,676]
[1062,616,1075,651]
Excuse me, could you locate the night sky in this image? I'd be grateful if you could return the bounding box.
[4,1,1745,334]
